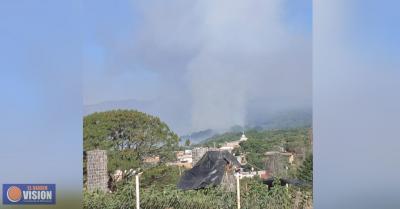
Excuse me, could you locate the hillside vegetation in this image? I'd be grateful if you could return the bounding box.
[201,128,312,173]
[83,110,313,209]
[84,178,312,209]
[181,109,311,145]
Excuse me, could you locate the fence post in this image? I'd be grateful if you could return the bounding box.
[136,174,140,209]
[236,174,240,209]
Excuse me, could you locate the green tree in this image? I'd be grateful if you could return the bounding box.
[202,128,312,172]
[297,154,313,183]
[140,165,181,188]
[184,139,191,147]
[83,110,179,172]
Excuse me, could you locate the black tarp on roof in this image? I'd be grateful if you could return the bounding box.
[177,150,241,190]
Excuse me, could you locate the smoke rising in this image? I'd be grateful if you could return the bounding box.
[84,0,311,134]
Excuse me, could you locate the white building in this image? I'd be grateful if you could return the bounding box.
[239,132,248,142]
[219,132,248,153]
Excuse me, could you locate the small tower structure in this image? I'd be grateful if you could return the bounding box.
[239,131,248,142]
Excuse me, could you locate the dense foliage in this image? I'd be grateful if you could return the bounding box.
[140,165,181,188]
[83,179,312,209]
[297,154,313,183]
[83,110,179,172]
[202,128,312,171]
[83,110,313,209]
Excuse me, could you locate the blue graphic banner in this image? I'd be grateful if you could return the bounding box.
[2,184,56,205]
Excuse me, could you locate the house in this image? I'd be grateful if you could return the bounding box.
[218,132,248,153]
[264,151,295,177]
[167,149,194,168]
[176,149,193,163]
[219,145,235,152]
[177,150,240,190]
[167,162,193,169]
[192,147,219,165]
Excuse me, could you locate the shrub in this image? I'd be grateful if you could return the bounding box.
[83,178,312,209]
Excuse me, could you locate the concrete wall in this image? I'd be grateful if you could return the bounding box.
[192,147,209,165]
[192,147,220,165]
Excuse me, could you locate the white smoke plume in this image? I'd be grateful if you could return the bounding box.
[84,0,311,133]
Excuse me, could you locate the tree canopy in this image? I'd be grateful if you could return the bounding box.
[83,110,179,171]
[184,139,191,147]
[297,154,313,183]
[201,128,312,174]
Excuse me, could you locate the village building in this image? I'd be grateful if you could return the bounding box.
[239,132,248,141]
[167,149,194,169]
[264,150,295,178]
[171,133,249,169]
[177,150,193,164]
[219,132,248,153]
[192,147,219,165]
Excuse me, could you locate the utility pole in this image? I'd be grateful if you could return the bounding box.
[236,174,241,209]
[135,173,142,209]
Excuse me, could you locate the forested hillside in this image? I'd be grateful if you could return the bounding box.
[201,128,312,172]
[182,108,312,145]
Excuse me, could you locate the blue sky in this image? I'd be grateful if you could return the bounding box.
[350,0,399,59]
[0,0,82,190]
